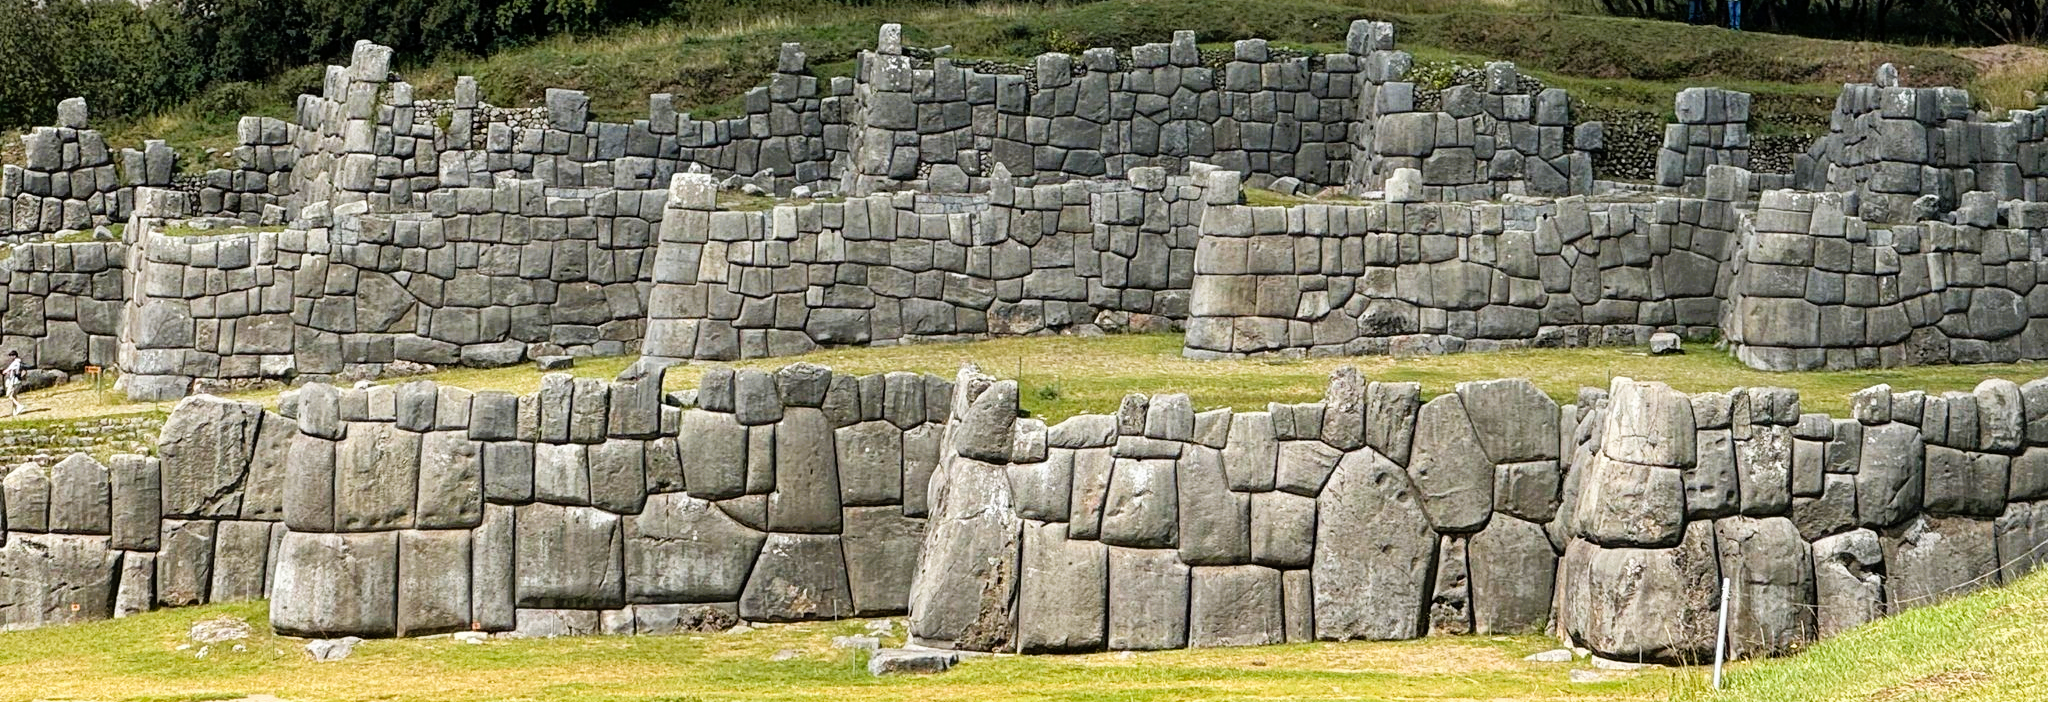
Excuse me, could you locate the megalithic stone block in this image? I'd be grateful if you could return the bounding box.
[271,530,400,638]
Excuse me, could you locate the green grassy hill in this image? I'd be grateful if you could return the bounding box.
[39,0,2040,173]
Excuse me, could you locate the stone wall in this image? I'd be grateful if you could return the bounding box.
[1357,60,1600,200]
[1657,88,1753,195]
[639,167,1208,361]
[1723,188,2048,371]
[0,395,294,631]
[118,178,662,399]
[1182,168,1740,358]
[0,238,126,371]
[1796,67,2048,222]
[2,99,126,236]
[907,366,2048,661]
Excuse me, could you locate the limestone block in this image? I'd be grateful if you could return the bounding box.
[335,423,421,531]
[1100,457,1179,548]
[1468,514,1556,635]
[1314,450,1435,641]
[1177,446,1250,565]
[108,455,160,550]
[515,503,624,609]
[1456,378,1559,463]
[1811,529,1884,638]
[1557,521,1720,663]
[270,530,399,638]
[47,453,109,535]
[1016,519,1108,652]
[156,519,215,607]
[158,395,264,518]
[842,506,925,616]
[1574,455,1686,548]
[533,442,589,506]
[907,456,1021,651]
[417,431,483,528]
[740,533,852,622]
[1107,546,1190,650]
[397,529,472,637]
[210,520,272,602]
[679,409,748,500]
[837,421,904,506]
[0,534,119,630]
[1858,423,1925,527]
[1188,565,1284,648]
[1715,516,1816,659]
[769,408,842,533]
[1884,515,1998,611]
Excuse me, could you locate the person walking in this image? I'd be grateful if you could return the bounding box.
[3,350,26,416]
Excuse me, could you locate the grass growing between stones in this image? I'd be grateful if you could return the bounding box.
[1690,567,2048,702]
[387,333,2048,422]
[0,599,1693,702]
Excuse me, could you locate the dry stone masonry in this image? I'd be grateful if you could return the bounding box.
[0,21,2039,391]
[3,363,2046,665]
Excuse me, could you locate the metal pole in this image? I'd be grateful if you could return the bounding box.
[1713,576,1732,690]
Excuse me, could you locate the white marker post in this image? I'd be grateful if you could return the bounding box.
[1713,576,1732,690]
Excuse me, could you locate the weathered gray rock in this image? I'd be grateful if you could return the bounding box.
[1494,460,1561,523]
[417,431,483,528]
[156,519,215,606]
[114,551,155,618]
[1275,440,1343,496]
[515,503,623,609]
[1468,514,1556,635]
[1811,529,1884,638]
[210,520,272,602]
[679,409,748,500]
[1251,490,1316,568]
[1922,445,2007,516]
[1366,382,1422,464]
[284,434,336,532]
[1739,426,1794,516]
[2011,448,2048,501]
[1429,536,1471,636]
[1685,429,1740,520]
[1574,455,1686,548]
[952,378,1019,464]
[1188,565,1284,648]
[740,533,852,622]
[837,421,904,507]
[1177,446,1250,565]
[1884,515,1998,611]
[1406,394,1494,533]
[867,648,962,676]
[397,529,471,636]
[842,505,925,616]
[1107,546,1190,650]
[1858,423,1925,527]
[1457,378,1559,463]
[1320,368,1367,451]
[1100,457,1179,548]
[769,408,842,533]
[157,395,264,518]
[1715,516,1816,659]
[1314,450,1436,641]
[907,455,1021,652]
[1793,473,1859,541]
[624,493,765,603]
[1009,449,1073,522]
[1975,379,2025,453]
[0,534,119,630]
[335,423,421,530]
[109,455,160,550]
[533,442,589,506]
[483,441,534,505]
[588,439,649,515]
[472,504,516,631]
[1016,520,1108,652]
[3,463,49,533]
[1220,412,1277,492]
[47,454,109,535]
[1601,379,1695,468]
[1558,521,1720,664]
[271,531,400,638]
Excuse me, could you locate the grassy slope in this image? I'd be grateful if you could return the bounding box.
[22,333,2043,428]
[41,0,2021,169]
[6,567,2046,700]
[0,600,1682,702]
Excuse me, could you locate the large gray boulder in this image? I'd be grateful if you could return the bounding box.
[768,408,843,533]
[334,423,421,530]
[1811,529,1884,638]
[1857,423,1925,527]
[1177,446,1250,565]
[679,409,748,500]
[1314,450,1436,641]
[1922,445,2007,517]
[587,439,648,515]
[1100,457,1179,548]
[1405,394,1494,533]
[1456,378,1559,463]
[1685,429,1740,519]
[1600,379,1695,468]
[1107,546,1190,650]
[740,533,853,622]
[1467,514,1555,635]
[1573,455,1686,548]
[270,531,400,638]
[1738,426,1793,516]
[837,421,904,506]
[47,454,110,535]
[157,395,264,518]
[1187,565,1284,648]
[108,455,160,550]
[417,431,483,529]
[1558,520,1720,664]
[210,520,272,602]
[1714,516,1816,659]
[907,455,1021,652]
[841,506,925,616]
[1016,520,1108,652]
[0,534,120,630]
[396,529,472,637]
[156,519,215,606]
[624,493,765,603]
[1884,515,1998,611]
[514,503,623,609]
[1220,412,1278,492]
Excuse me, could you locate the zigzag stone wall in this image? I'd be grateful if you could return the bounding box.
[639,168,1208,361]
[906,366,2048,661]
[3,363,2046,664]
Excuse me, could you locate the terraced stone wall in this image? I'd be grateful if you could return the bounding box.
[1796,69,2048,222]
[0,238,126,371]
[119,180,662,399]
[1182,169,1741,358]
[1723,188,2048,371]
[639,168,1210,361]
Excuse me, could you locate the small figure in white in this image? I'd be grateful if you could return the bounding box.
[3,350,25,416]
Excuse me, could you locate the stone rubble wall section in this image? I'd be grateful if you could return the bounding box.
[1658,88,1754,195]
[1359,58,1601,200]
[1182,169,1741,358]
[640,167,1208,361]
[117,179,663,399]
[908,367,2048,661]
[0,394,295,631]
[1796,71,2048,222]
[0,239,126,372]
[1723,187,2048,371]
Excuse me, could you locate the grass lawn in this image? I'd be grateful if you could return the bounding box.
[9,333,2048,430]
[4,568,2045,701]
